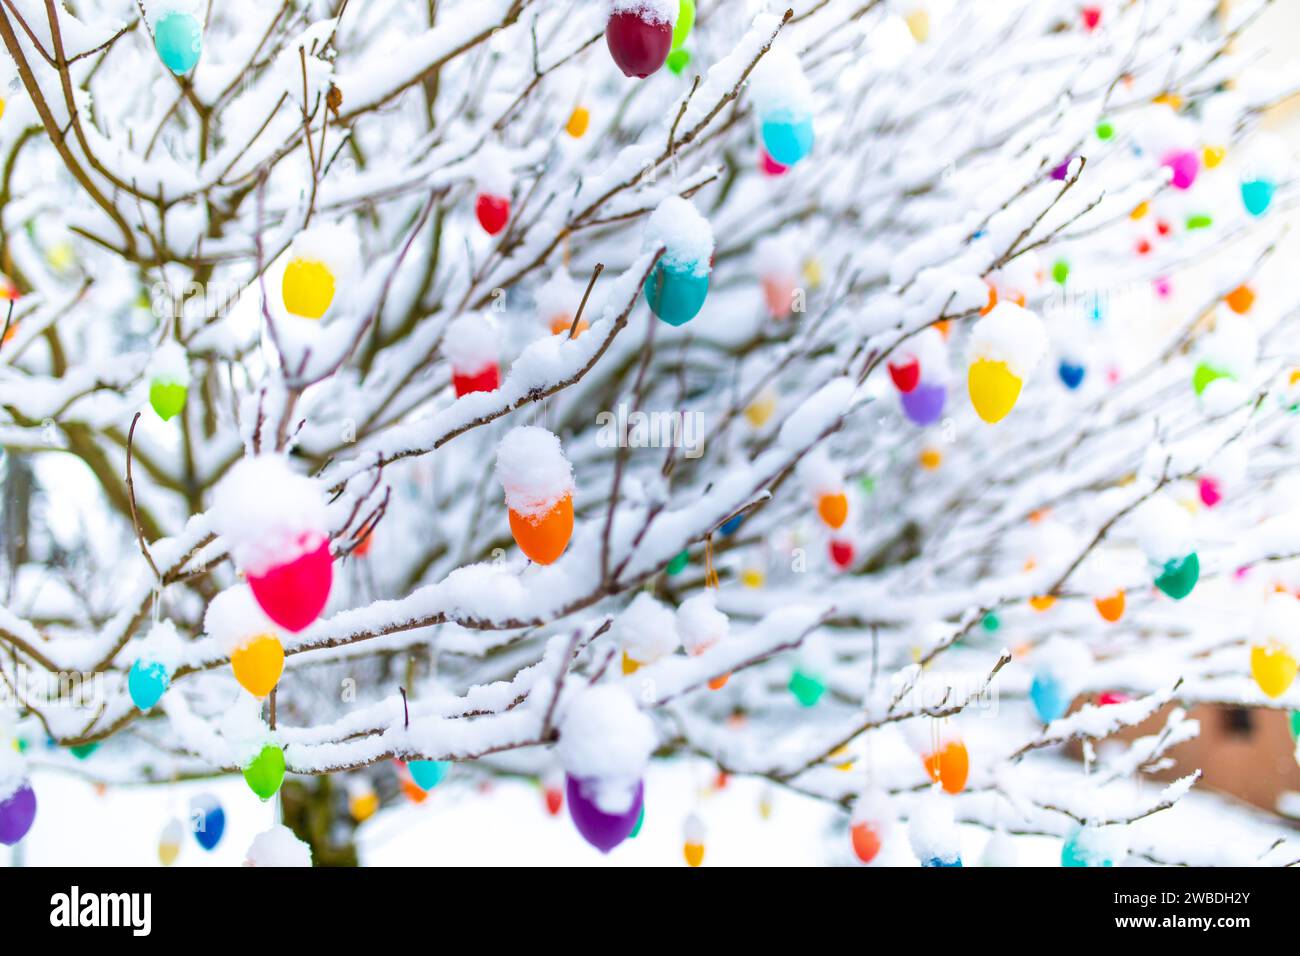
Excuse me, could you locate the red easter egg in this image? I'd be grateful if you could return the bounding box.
[248,536,333,632]
[452,362,501,398]
[606,11,673,79]
[829,538,854,569]
[1081,6,1101,31]
[544,786,563,817]
[887,356,920,393]
[476,193,510,236]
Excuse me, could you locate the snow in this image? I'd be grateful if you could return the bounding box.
[748,45,813,118]
[556,685,656,813]
[494,426,574,518]
[1254,594,1300,656]
[245,825,312,867]
[796,448,844,498]
[676,591,730,656]
[609,0,678,26]
[442,314,500,374]
[147,340,190,386]
[907,791,961,864]
[644,197,714,275]
[473,143,513,198]
[288,223,359,284]
[617,593,680,664]
[535,269,582,323]
[968,302,1049,380]
[1133,495,1194,564]
[209,456,328,576]
[204,585,282,656]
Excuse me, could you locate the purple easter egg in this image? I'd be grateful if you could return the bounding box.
[0,782,36,846]
[1161,149,1199,191]
[1051,156,1075,180]
[901,381,947,426]
[566,774,644,853]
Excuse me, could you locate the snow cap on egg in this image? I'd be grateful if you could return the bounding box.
[748,44,813,118]
[676,590,730,655]
[1255,594,1300,656]
[617,592,680,663]
[474,143,513,198]
[1132,494,1194,565]
[148,340,191,387]
[204,584,283,657]
[609,0,678,25]
[644,196,713,276]
[968,301,1049,380]
[288,222,358,284]
[908,791,961,864]
[495,426,574,518]
[210,456,328,575]
[557,685,656,814]
[245,824,312,867]
[442,313,500,375]
[535,269,582,322]
[796,447,843,498]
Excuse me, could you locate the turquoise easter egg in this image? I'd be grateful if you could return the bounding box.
[1241,179,1275,217]
[128,659,170,711]
[154,11,203,75]
[761,113,815,166]
[408,759,449,791]
[644,259,709,326]
[1029,673,1069,723]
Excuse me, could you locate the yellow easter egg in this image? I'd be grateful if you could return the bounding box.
[349,792,378,823]
[621,650,641,675]
[741,568,765,589]
[920,448,942,470]
[1130,201,1150,221]
[158,841,180,866]
[282,258,336,319]
[684,842,705,866]
[905,8,930,43]
[231,634,285,698]
[1250,641,1297,699]
[802,257,824,289]
[745,392,777,428]
[565,106,590,138]
[1202,145,1226,169]
[968,358,1023,424]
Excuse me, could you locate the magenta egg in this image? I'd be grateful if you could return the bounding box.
[566,774,644,853]
[248,536,333,632]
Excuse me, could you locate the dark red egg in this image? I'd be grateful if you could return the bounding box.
[829,538,854,569]
[606,11,673,79]
[452,363,501,398]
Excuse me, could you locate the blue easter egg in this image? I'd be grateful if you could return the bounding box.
[128,659,170,711]
[1029,672,1069,723]
[408,760,449,791]
[154,11,203,75]
[923,855,962,867]
[644,259,710,326]
[191,796,225,851]
[1241,179,1275,217]
[761,113,815,166]
[719,513,744,536]
[1058,360,1085,390]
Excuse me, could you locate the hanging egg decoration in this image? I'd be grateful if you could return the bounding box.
[0,779,36,846]
[905,6,931,43]
[1241,177,1276,217]
[1250,596,1300,699]
[1094,589,1126,623]
[347,778,378,822]
[909,792,962,867]
[1134,496,1199,601]
[213,456,333,632]
[799,449,848,531]
[158,818,184,866]
[565,105,590,139]
[666,549,690,575]
[495,426,575,565]
[536,269,584,337]
[1028,638,1089,724]
[281,223,358,321]
[244,743,287,801]
[788,634,830,707]
[759,148,789,177]
[147,340,190,422]
[557,686,655,853]
[128,658,171,711]
[407,759,450,791]
[719,513,744,536]
[606,0,676,78]
[682,811,706,867]
[542,772,564,817]
[829,537,854,569]
[967,303,1049,424]
[205,585,286,698]
[1058,357,1085,391]
[754,235,800,320]
[849,790,891,865]
[903,717,969,794]
[642,196,713,326]
[1061,826,1120,867]
[618,592,680,675]
[1224,284,1255,315]
[1160,149,1200,190]
[677,591,731,690]
[190,793,225,851]
[745,388,778,428]
[750,48,815,167]
[443,313,502,398]
[899,328,950,426]
[1239,134,1282,217]
[153,7,203,75]
[473,144,513,236]
[888,352,921,393]
[665,0,695,76]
